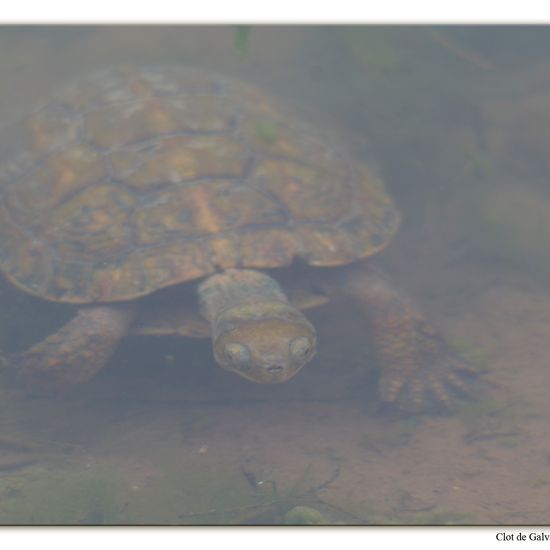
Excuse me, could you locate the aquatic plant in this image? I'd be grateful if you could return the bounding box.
[164,462,342,525]
[234,26,252,59]
[283,505,328,525]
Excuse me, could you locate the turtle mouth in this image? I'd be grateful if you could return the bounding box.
[259,361,297,383]
[267,365,284,374]
[231,363,302,384]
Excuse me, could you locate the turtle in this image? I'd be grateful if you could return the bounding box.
[0,66,476,412]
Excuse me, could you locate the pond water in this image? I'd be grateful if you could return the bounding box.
[0,26,549,525]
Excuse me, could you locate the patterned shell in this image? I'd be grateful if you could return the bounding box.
[0,66,400,304]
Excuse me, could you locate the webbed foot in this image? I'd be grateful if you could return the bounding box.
[325,261,481,415]
[375,314,479,414]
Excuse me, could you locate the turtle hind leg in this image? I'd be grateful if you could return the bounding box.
[7,305,136,392]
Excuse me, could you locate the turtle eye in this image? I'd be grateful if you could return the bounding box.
[289,336,314,363]
[224,343,251,366]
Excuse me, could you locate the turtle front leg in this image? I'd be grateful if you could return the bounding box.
[7,305,136,392]
[322,262,477,413]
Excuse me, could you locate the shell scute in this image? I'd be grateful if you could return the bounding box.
[0,67,399,303]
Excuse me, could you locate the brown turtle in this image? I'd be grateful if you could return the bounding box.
[0,66,475,412]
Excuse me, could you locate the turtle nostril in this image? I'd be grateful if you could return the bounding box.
[267,365,284,374]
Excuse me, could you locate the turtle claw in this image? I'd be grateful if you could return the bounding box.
[378,353,479,415]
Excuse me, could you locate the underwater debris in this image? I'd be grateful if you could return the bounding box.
[178,464,341,524]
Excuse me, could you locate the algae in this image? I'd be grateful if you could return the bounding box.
[254,121,279,145]
[122,453,262,524]
[284,505,328,525]
[0,464,123,525]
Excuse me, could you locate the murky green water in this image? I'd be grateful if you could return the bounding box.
[0,26,550,525]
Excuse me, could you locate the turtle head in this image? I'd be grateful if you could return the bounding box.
[199,269,317,383]
[213,316,317,383]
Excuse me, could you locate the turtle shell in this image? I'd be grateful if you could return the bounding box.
[0,66,400,304]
